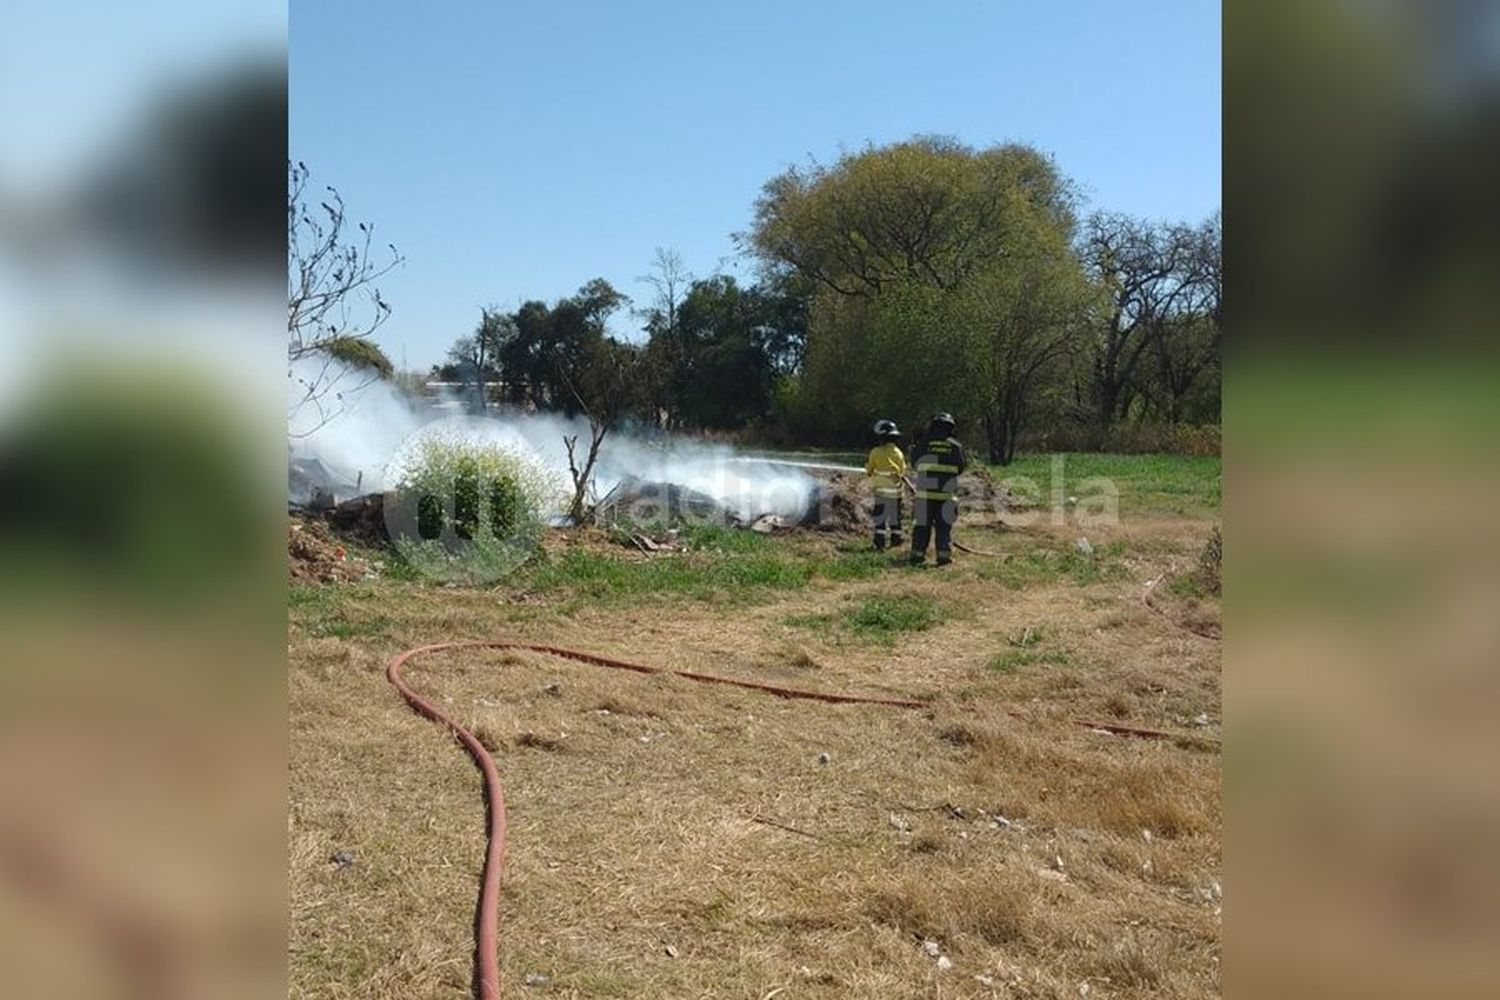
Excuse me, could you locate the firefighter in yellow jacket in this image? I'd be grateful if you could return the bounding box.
[909,412,967,566]
[864,419,906,550]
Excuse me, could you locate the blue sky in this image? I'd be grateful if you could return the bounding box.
[291,0,1220,370]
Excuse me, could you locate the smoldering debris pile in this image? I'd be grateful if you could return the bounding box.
[802,473,868,534]
[317,493,388,546]
[593,463,1016,536]
[289,518,377,584]
[801,466,1013,534]
[595,475,743,527]
[286,463,1014,570]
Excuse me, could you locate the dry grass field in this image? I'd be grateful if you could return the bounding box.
[289,457,1221,999]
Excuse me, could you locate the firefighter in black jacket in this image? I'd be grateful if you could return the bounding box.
[908,412,966,566]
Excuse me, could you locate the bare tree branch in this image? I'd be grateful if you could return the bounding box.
[287,161,405,431]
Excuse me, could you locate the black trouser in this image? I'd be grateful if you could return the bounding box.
[871,495,904,549]
[910,496,957,563]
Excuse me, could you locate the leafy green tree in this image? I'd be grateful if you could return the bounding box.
[746,136,1088,459]
[637,265,810,432]
[672,276,777,429]
[747,136,1074,296]
[321,335,394,379]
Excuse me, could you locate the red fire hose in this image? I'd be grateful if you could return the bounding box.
[385,641,923,999]
[385,641,1213,998]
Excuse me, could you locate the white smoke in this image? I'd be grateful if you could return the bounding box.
[287,359,817,521]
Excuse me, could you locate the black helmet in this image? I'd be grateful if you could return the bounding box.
[872,418,900,439]
[929,412,956,434]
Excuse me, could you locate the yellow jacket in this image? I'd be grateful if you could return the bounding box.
[865,443,907,498]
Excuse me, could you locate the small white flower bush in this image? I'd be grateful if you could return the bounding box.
[386,433,563,584]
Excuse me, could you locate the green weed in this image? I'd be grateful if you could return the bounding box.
[979,545,1129,589]
[782,592,943,644]
[1166,572,1208,600]
[987,648,1071,674]
[846,593,939,635]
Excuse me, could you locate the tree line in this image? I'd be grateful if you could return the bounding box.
[424,136,1219,464]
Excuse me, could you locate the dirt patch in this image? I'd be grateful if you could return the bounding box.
[288,518,374,584]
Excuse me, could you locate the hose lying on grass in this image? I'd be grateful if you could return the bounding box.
[385,640,1214,999]
[952,539,1006,558]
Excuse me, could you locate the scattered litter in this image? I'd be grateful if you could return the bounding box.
[921,940,942,959]
[523,973,548,988]
[1192,712,1212,727]
[749,514,793,534]
[543,681,562,697]
[1142,829,1154,843]
[329,850,355,869]
[288,518,374,583]
[976,973,995,987]
[817,752,831,765]
[937,955,953,972]
[664,944,679,958]
[888,813,912,833]
[1075,537,1094,556]
[1079,982,1091,996]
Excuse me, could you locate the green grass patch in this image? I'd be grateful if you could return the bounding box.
[679,522,770,554]
[987,625,1071,673]
[1166,571,1209,600]
[289,583,395,638]
[782,610,836,629]
[527,549,807,600]
[812,549,888,581]
[785,591,943,644]
[987,648,1072,674]
[289,583,335,614]
[979,543,1130,589]
[994,452,1221,515]
[520,542,885,606]
[846,593,939,635]
[308,613,394,640]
